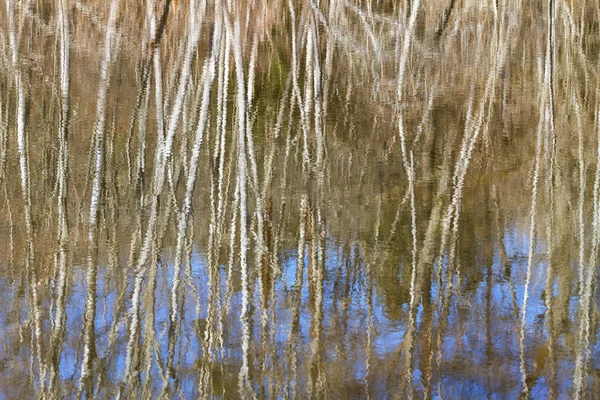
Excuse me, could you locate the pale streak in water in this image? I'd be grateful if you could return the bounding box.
[79,0,120,396]
[6,0,44,390]
[48,0,70,396]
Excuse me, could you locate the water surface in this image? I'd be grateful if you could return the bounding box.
[0,0,598,398]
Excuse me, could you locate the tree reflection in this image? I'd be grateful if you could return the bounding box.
[1,0,600,398]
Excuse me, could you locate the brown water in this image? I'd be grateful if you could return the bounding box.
[1,0,599,398]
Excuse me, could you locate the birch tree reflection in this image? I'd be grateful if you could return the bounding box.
[0,0,600,398]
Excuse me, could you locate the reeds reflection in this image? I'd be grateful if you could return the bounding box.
[1,0,600,398]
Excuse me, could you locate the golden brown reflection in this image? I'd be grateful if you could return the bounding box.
[1,0,600,398]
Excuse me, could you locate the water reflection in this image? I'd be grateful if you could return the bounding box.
[1,0,599,398]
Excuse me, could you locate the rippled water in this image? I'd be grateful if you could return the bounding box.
[0,0,599,398]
